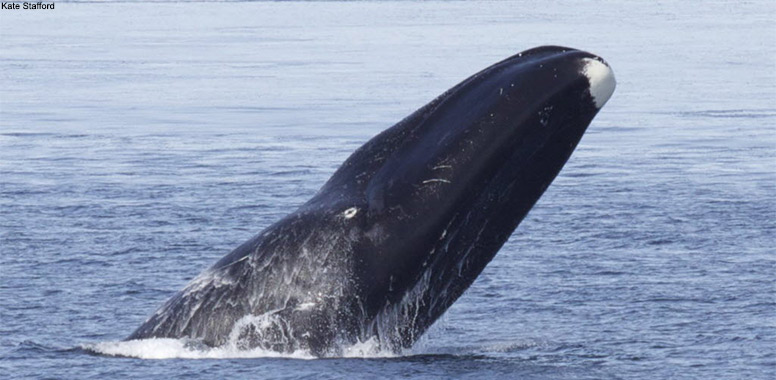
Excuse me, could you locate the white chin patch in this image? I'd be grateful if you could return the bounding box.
[581,58,616,109]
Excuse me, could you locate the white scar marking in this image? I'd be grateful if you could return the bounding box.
[296,302,316,311]
[343,207,358,219]
[581,58,616,109]
[422,179,451,184]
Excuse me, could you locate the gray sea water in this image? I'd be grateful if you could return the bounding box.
[1,1,774,379]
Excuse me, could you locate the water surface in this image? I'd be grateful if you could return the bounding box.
[1,1,774,379]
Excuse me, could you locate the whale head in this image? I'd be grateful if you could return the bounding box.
[304,46,616,348]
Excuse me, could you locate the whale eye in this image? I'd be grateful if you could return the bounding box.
[342,207,358,219]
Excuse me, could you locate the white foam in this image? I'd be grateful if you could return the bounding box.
[83,338,315,360]
[83,337,400,360]
[341,337,398,358]
[581,58,616,108]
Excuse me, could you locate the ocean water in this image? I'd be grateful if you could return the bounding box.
[1,1,774,379]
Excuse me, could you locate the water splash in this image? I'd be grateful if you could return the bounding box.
[82,338,313,360]
[83,330,401,360]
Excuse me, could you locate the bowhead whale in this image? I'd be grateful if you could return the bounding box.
[127,46,616,356]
